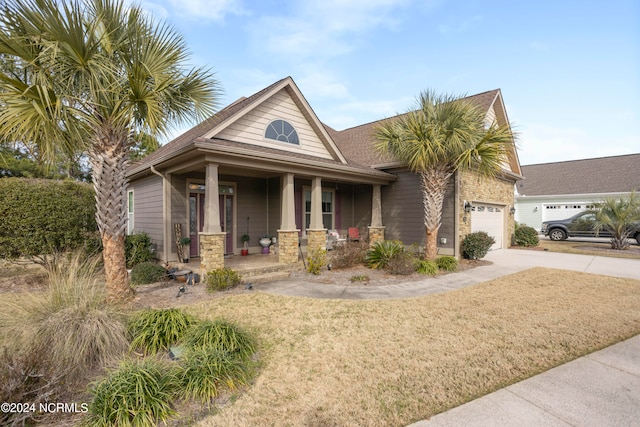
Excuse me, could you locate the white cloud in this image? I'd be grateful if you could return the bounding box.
[319,96,414,130]
[247,0,417,60]
[517,123,639,166]
[143,0,246,21]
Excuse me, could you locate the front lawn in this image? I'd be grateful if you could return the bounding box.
[188,267,640,427]
[538,238,640,259]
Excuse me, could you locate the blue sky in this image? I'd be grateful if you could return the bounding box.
[139,0,639,166]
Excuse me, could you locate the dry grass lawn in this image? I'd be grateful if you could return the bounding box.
[186,267,640,427]
[538,239,640,259]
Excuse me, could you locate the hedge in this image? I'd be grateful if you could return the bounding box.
[0,178,98,260]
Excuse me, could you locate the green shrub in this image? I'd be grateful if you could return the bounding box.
[329,240,368,269]
[350,275,369,283]
[514,224,539,247]
[125,232,154,268]
[177,348,252,404]
[307,247,326,275]
[0,178,97,262]
[436,256,458,272]
[365,240,404,269]
[130,262,166,285]
[128,308,198,355]
[0,252,128,384]
[87,358,179,427]
[415,259,438,275]
[181,319,257,361]
[385,251,416,275]
[206,268,242,291]
[462,231,495,260]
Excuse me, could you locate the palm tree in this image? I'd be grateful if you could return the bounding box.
[0,0,220,300]
[593,192,640,250]
[374,90,515,260]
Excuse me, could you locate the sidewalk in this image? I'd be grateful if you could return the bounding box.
[254,249,640,299]
[410,334,640,427]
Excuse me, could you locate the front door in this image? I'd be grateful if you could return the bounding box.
[219,192,234,254]
[189,193,205,257]
[189,185,235,256]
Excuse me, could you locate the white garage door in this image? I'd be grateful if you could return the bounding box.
[471,204,504,250]
[542,203,595,222]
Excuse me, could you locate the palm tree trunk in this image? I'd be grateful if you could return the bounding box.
[90,127,134,301]
[420,167,453,260]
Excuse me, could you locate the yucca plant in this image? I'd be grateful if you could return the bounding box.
[181,319,257,361]
[177,348,252,404]
[87,358,179,427]
[128,309,198,355]
[365,240,405,269]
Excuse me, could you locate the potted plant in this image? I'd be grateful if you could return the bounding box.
[259,234,272,254]
[179,237,191,263]
[240,234,250,256]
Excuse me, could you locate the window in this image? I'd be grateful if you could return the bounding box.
[304,189,334,230]
[127,190,134,234]
[265,120,299,145]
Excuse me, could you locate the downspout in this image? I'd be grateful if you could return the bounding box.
[150,165,171,262]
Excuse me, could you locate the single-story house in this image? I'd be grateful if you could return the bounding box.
[515,153,640,231]
[126,76,522,270]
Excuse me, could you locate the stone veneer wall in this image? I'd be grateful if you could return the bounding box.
[199,233,226,271]
[278,230,300,264]
[457,170,516,249]
[306,229,327,255]
[368,226,385,247]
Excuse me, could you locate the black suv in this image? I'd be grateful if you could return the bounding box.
[541,211,640,244]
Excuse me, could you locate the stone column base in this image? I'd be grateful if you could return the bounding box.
[278,230,300,264]
[199,232,226,271]
[368,226,385,247]
[306,229,327,254]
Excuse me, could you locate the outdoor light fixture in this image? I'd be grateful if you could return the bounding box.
[463,200,473,213]
[510,207,516,215]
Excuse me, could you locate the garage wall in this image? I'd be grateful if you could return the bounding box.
[458,170,516,253]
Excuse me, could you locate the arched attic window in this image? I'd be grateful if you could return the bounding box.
[265,119,300,145]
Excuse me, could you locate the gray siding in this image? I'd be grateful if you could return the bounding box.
[381,169,455,249]
[353,185,372,232]
[268,177,281,237]
[129,174,163,252]
[233,176,270,248]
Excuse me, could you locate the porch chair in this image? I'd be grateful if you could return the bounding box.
[348,227,361,242]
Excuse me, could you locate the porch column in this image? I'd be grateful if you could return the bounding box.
[278,173,300,264]
[368,184,385,247]
[307,176,327,255]
[200,163,225,271]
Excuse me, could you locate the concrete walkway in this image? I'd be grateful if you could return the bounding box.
[255,249,640,300]
[410,335,640,427]
[253,249,640,427]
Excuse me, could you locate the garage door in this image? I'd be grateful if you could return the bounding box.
[471,204,504,250]
[542,203,596,222]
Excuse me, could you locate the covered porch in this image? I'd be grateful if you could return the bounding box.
[151,153,394,272]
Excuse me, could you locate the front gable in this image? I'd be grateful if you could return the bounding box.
[204,78,347,164]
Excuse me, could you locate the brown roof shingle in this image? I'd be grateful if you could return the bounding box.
[517,154,640,196]
[328,89,502,167]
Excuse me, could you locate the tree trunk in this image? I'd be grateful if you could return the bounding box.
[420,167,453,260]
[90,126,134,301]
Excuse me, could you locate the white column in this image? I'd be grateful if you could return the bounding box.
[371,184,383,227]
[280,173,296,230]
[203,163,221,233]
[309,176,323,230]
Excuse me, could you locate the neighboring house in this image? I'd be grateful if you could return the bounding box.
[515,154,640,231]
[126,77,521,270]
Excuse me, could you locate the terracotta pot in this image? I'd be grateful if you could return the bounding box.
[241,249,249,256]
